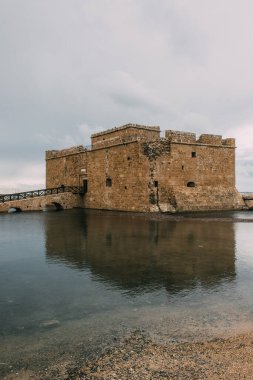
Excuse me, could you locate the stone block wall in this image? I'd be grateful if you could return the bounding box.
[198,134,222,145]
[85,141,151,212]
[91,124,160,149]
[167,143,235,188]
[140,135,243,212]
[46,146,88,188]
[165,130,196,144]
[222,138,235,147]
[0,193,83,213]
[44,124,244,213]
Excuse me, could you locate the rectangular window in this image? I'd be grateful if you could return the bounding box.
[83,179,88,193]
[192,152,197,158]
[106,177,112,187]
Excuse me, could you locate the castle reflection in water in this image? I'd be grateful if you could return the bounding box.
[45,210,236,295]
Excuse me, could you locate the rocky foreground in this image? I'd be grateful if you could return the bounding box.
[4,330,253,380]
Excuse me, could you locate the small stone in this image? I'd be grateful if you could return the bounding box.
[41,319,60,328]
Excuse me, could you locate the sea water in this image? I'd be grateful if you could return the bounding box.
[0,209,253,374]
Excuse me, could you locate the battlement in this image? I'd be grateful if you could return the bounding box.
[46,145,87,160]
[222,138,236,147]
[165,130,235,147]
[91,123,160,149]
[198,135,235,147]
[198,134,222,145]
[165,130,196,144]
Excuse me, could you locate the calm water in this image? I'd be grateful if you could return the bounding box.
[1,209,253,374]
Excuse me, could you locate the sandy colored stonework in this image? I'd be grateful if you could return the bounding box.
[4,330,253,380]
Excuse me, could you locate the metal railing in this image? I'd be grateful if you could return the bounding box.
[0,186,84,203]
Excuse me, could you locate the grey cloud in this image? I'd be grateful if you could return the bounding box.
[111,92,157,110]
[106,71,168,113]
[1,0,253,190]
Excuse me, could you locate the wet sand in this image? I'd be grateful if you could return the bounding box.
[4,329,253,380]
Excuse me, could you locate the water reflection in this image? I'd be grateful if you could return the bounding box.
[45,210,236,295]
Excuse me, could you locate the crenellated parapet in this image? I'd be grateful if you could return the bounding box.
[198,134,222,145]
[222,138,236,147]
[197,135,235,147]
[46,145,87,160]
[165,130,235,148]
[91,123,160,138]
[165,130,196,144]
[91,123,160,149]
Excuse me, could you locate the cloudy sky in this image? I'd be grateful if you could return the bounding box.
[1,0,253,192]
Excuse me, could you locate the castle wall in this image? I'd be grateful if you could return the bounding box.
[44,125,245,213]
[167,142,235,188]
[91,123,160,149]
[151,133,243,211]
[141,130,243,212]
[85,141,151,212]
[46,146,88,188]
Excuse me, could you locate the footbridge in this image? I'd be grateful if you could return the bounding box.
[0,186,85,213]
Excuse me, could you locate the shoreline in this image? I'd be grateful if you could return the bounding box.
[4,329,253,379]
[69,207,253,223]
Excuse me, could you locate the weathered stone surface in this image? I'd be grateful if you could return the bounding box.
[0,193,83,213]
[44,124,245,213]
[243,197,253,209]
[46,147,88,188]
[91,123,160,149]
[165,130,196,144]
[198,134,222,145]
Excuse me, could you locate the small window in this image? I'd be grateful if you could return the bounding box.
[154,181,158,188]
[182,165,184,170]
[192,152,197,158]
[106,177,112,187]
[187,181,196,187]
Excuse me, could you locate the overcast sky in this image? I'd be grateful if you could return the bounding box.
[1,0,253,192]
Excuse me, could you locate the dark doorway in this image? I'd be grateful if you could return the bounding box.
[83,179,88,194]
[106,177,112,187]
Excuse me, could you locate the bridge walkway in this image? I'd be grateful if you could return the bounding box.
[0,186,84,203]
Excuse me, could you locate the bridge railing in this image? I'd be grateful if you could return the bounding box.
[0,186,84,203]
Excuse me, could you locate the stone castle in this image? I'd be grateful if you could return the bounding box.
[45,123,244,213]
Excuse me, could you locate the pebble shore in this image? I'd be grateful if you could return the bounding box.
[4,329,253,380]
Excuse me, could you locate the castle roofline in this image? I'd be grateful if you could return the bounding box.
[45,145,87,160]
[91,123,160,138]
